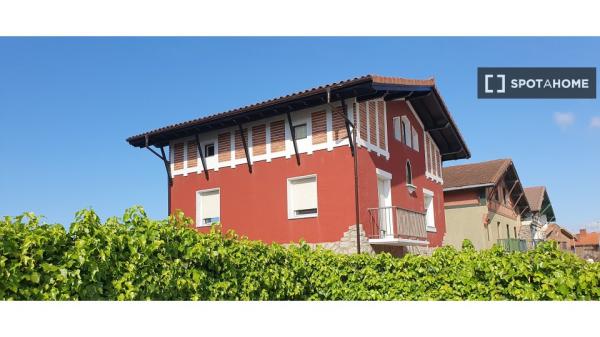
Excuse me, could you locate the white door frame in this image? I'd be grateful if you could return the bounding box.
[376,168,393,238]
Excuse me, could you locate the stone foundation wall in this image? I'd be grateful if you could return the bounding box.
[286,224,435,257]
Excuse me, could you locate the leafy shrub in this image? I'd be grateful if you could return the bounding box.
[1,207,599,300]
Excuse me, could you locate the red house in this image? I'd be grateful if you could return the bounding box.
[127,75,470,256]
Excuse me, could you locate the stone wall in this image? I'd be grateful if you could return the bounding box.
[286,224,435,257]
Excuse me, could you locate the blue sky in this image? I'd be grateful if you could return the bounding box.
[1,37,599,231]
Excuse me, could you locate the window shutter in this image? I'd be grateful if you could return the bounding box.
[401,116,412,148]
[425,135,430,173]
[290,177,317,211]
[393,117,401,141]
[411,126,419,151]
[200,190,220,221]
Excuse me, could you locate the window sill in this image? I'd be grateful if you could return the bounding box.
[288,214,318,220]
[406,184,417,193]
[426,226,437,233]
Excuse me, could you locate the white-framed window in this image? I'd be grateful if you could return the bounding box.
[287,175,318,219]
[406,161,413,186]
[289,115,311,152]
[204,143,215,157]
[196,188,220,227]
[424,132,443,182]
[200,139,217,169]
[411,126,419,152]
[423,188,436,232]
[401,116,412,148]
[393,117,401,141]
[293,123,308,140]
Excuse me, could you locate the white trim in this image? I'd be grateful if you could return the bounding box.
[168,102,365,178]
[374,99,380,148]
[248,126,253,162]
[393,116,401,141]
[423,188,434,196]
[375,168,392,180]
[265,122,272,162]
[326,106,333,151]
[287,174,318,220]
[354,99,361,144]
[195,187,221,228]
[229,131,235,168]
[169,141,175,174]
[424,132,443,184]
[401,115,412,148]
[183,140,188,176]
[368,237,429,247]
[423,188,436,232]
[383,100,389,153]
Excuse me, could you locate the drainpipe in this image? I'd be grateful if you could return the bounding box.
[329,88,361,254]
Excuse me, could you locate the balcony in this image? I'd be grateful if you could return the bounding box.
[367,206,429,246]
[497,239,528,252]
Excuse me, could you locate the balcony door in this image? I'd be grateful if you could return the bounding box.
[377,175,393,238]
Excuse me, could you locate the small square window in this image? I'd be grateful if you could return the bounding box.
[205,143,215,157]
[294,124,308,140]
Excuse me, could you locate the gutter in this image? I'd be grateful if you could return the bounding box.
[443,183,495,192]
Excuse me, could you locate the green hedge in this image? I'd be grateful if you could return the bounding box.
[1,207,599,300]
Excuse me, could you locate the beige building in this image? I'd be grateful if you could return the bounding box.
[442,159,530,251]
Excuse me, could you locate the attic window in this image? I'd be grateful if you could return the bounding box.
[293,123,308,140]
[205,143,215,157]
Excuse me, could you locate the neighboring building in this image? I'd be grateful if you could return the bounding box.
[544,223,575,252]
[520,186,556,246]
[574,229,600,262]
[442,159,530,251]
[127,74,470,257]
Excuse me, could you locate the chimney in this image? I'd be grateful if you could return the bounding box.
[580,229,587,236]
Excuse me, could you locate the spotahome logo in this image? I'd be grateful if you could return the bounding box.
[477,67,596,99]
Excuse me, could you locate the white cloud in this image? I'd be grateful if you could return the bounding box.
[590,116,600,128]
[554,112,575,128]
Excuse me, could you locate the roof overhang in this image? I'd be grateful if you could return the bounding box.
[539,190,556,222]
[126,75,470,161]
[443,183,495,192]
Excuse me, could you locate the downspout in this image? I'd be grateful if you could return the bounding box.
[329,88,361,254]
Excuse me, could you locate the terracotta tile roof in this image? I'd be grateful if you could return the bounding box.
[126,74,434,143]
[524,186,545,212]
[574,231,600,246]
[442,159,512,189]
[545,223,575,240]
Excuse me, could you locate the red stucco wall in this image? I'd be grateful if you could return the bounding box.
[170,146,357,244]
[169,100,447,247]
[359,100,446,246]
